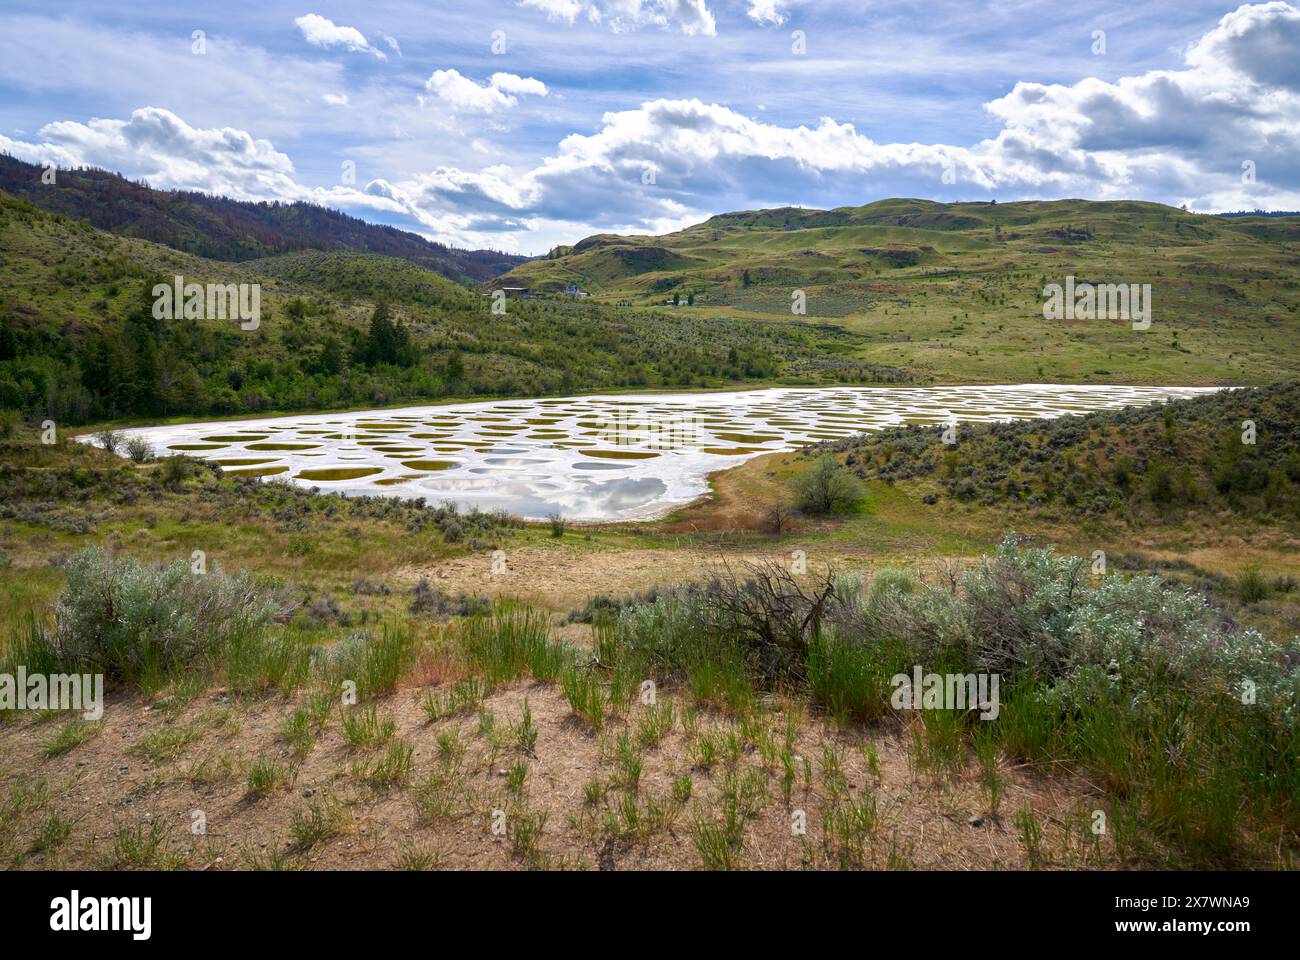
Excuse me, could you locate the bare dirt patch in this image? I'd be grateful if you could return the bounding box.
[0,682,1110,871]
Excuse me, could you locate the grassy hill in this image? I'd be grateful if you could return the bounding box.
[0,191,876,425]
[0,154,526,284]
[499,198,1300,386]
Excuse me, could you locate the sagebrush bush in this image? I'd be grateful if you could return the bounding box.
[123,436,152,463]
[790,454,864,514]
[596,536,1300,859]
[43,547,278,685]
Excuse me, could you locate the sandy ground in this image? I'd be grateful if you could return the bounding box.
[0,680,1111,871]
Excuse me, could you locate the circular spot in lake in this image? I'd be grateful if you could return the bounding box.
[712,432,780,444]
[400,460,459,471]
[225,466,289,477]
[375,474,424,486]
[580,449,660,460]
[295,467,384,481]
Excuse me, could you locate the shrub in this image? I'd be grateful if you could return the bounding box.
[762,503,795,535]
[94,429,121,454]
[158,456,194,487]
[124,436,153,463]
[790,454,864,514]
[42,547,279,686]
[1235,565,1271,605]
[601,536,1300,860]
[408,578,489,618]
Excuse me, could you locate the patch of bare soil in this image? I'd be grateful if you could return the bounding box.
[0,682,1113,871]
[395,543,862,614]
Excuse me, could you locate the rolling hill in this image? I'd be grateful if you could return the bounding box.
[498,198,1300,386]
[0,154,526,284]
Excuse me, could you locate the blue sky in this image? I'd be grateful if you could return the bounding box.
[2,1,1298,254]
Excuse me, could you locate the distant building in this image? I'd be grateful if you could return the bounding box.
[563,283,589,298]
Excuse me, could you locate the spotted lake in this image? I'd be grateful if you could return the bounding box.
[89,385,1220,521]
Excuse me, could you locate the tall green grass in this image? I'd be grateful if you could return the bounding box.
[594,538,1300,865]
[457,602,571,684]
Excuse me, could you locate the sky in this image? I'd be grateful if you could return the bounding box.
[1,0,1298,255]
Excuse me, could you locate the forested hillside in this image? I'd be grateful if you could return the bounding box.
[0,191,872,425]
[0,154,526,283]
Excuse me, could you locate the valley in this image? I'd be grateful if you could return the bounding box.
[1,173,1297,874]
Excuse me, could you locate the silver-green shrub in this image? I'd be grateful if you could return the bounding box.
[49,547,277,683]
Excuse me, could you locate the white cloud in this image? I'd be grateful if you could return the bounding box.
[519,0,717,36]
[489,73,549,97]
[8,3,1300,255]
[374,3,1300,248]
[322,93,349,106]
[1,107,301,200]
[746,0,788,25]
[0,15,349,140]
[293,14,386,59]
[521,0,587,23]
[977,1,1300,208]
[424,70,548,113]
[382,35,403,57]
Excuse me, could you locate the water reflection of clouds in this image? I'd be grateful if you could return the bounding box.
[89,385,1223,521]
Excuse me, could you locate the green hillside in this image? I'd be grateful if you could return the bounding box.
[0,191,876,425]
[499,198,1300,386]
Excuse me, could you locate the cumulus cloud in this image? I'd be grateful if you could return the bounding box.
[424,70,548,112]
[294,14,386,59]
[746,0,788,25]
[1185,1,1300,90]
[0,107,302,200]
[488,73,548,97]
[376,3,1300,245]
[519,0,717,36]
[8,3,1300,253]
[978,1,1300,208]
